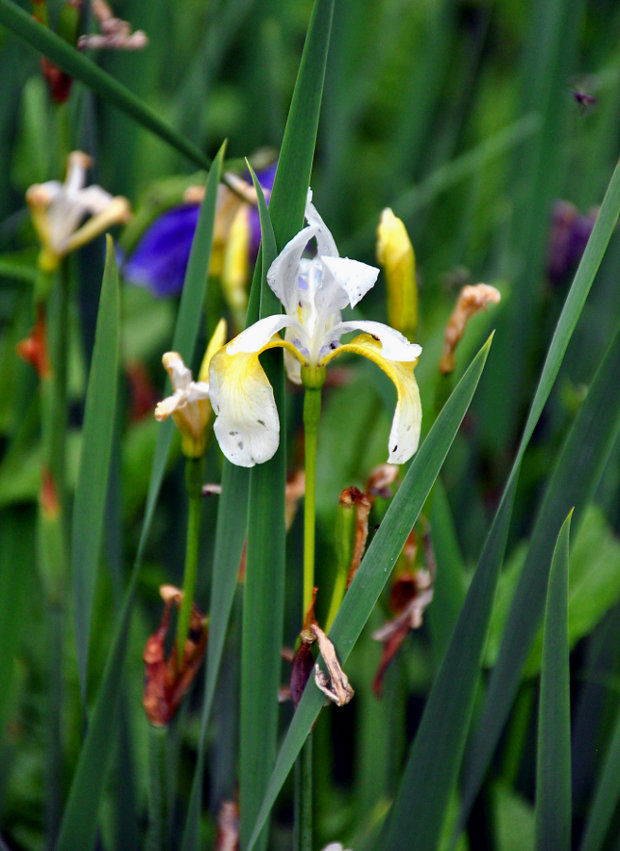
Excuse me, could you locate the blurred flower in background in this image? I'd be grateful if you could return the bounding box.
[123,162,277,320]
[26,150,131,275]
[547,200,598,284]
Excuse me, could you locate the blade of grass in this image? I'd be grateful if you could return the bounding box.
[182,0,336,828]
[378,473,517,850]
[72,236,120,704]
[180,462,249,851]
[237,3,334,847]
[240,171,283,851]
[579,701,620,851]
[0,507,36,736]
[55,146,225,851]
[535,511,572,851]
[459,306,620,835]
[246,333,493,851]
[55,577,135,851]
[139,142,226,556]
[342,113,540,257]
[0,0,211,169]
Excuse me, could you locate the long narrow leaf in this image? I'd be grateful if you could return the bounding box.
[247,333,493,851]
[72,236,120,703]
[535,511,572,851]
[56,148,224,850]
[138,143,226,560]
[579,702,620,851]
[0,0,211,169]
[55,581,134,851]
[182,164,279,851]
[460,318,620,832]
[241,172,284,851]
[379,473,517,850]
[237,3,334,847]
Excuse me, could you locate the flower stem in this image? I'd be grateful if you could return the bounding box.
[176,457,204,662]
[294,733,313,851]
[147,724,169,851]
[302,387,321,619]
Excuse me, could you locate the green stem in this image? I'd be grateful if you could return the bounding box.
[294,733,313,851]
[176,457,204,662]
[44,601,64,847]
[302,387,321,618]
[147,725,169,851]
[51,264,70,511]
[324,569,347,634]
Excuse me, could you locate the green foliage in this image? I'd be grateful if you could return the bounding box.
[0,0,619,848]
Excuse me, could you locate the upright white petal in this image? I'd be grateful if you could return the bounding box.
[318,255,379,312]
[305,198,339,257]
[267,224,318,314]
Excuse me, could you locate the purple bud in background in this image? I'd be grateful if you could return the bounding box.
[547,200,598,284]
[122,163,277,298]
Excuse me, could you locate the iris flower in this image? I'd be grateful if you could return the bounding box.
[154,320,226,458]
[27,151,130,273]
[123,163,277,298]
[209,193,422,468]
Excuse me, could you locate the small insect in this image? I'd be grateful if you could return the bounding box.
[571,88,597,114]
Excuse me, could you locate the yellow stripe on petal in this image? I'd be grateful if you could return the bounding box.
[209,346,281,467]
[326,334,422,464]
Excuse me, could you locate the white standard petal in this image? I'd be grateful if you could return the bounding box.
[225,313,295,355]
[334,319,422,361]
[305,197,339,257]
[209,348,280,467]
[77,185,116,215]
[319,255,379,311]
[266,224,319,314]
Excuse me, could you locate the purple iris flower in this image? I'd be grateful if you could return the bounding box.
[123,162,277,298]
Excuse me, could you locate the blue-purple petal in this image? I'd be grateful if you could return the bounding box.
[123,204,200,297]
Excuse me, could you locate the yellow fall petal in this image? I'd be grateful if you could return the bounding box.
[326,333,422,464]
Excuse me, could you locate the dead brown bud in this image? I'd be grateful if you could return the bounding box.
[439,283,501,374]
[143,585,208,726]
[78,0,148,50]
[215,799,240,851]
[311,623,354,707]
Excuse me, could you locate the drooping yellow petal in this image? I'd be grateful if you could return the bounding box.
[209,347,280,467]
[326,333,422,464]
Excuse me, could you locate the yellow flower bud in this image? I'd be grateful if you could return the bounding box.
[376,208,418,341]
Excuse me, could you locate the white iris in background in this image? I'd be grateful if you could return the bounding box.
[26,150,130,272]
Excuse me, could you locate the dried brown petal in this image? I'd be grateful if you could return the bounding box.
[339,487,371,588]
[215,800,239,851]
[311,624,354,707]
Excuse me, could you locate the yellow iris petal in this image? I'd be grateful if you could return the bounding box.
[324,333,421,464]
